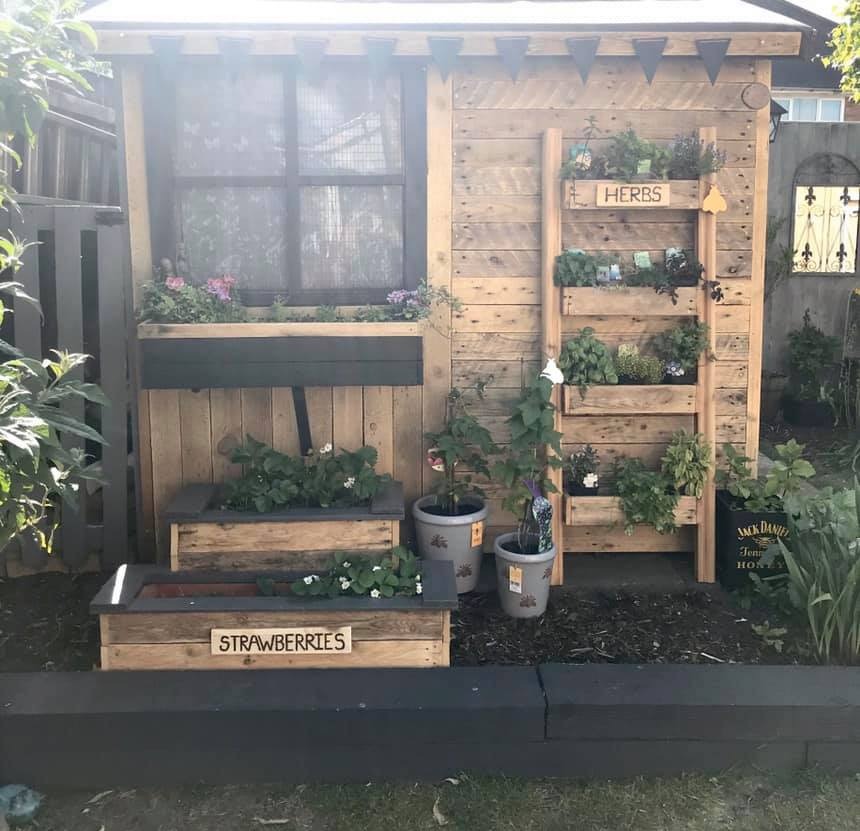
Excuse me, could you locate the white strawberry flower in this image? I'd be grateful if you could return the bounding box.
[303,576,314,585]
[340,579,351,590]
[583,472,599,488]
[416,582,423,595]
[342,560,351,568]
[320,442,333,454]
[370,589,381,599]
[372,565,382,572]
[344,476,356,489]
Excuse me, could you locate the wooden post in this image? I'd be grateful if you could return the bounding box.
[541,128,564,585]
[696,126,718,583]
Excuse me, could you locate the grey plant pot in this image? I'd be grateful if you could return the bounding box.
[412,495,488,594]
[493,532,557,619]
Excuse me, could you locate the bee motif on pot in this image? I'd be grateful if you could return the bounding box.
[430,534,448,549]
[456,563,473,578]
[542,566,553,581]
[519,595,537,608]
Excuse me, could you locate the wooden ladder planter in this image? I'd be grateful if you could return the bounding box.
[91,561,456,670]
[561,287,699,317]
[166,481,405,572]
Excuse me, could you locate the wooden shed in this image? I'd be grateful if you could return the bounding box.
[86,0,807,585]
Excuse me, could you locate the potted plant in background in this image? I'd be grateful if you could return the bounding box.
[716,440,815,588]
[566,445,600,496]
[413,382,497,593]
[613,343,664,385]
[492,360,563,618]
[782,309,839,427]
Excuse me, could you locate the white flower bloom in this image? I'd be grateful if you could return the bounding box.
[342,560,351,568]
[540,358,565,386]
[344,476,356,489]
[370,589,381,599]
[372,565,382,572]
[303,576,314,585]
[416,574,421,582]
[340,580,351,590]
[321,442,333,454]
[310,574,320,582]
[416,582,423,595]
[583,472,599,489]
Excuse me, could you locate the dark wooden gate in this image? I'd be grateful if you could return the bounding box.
[1,201,132,573]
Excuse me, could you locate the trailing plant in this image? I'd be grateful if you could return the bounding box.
[385,281,462,320]
[558,328,618,396]
[768,481,860,663]
[492,361,564,551]
[613,457,679,535]
[603,127,671,181]
[290,547,423,599]
[662,431,711,498]
[717,440,815,512]
[614,344,663,385]
[764,214,795,301]
[566,444,599,491]
[553,249,610,287]
[223,436,391,512]
[424,380,498,515]
[786,309,840,400]
[667,132,727,179]
[653,321,710,374]
[139,261,247,323]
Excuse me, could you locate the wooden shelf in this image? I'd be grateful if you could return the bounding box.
[563,179,700,211]
[564,495,700,527]
[563,384,696,416]
[138,321,422,339]
[562,286,698,317]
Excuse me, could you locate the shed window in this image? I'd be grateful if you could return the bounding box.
[165,63,425,305]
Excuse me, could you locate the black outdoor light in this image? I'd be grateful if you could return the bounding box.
[770,99,788,143]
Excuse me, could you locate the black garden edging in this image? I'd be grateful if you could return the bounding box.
[1,664,859,787]
[140,335,423,389]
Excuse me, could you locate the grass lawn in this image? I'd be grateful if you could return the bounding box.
[28,770,860,831]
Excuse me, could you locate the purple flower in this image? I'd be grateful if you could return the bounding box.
[205,275,236,303]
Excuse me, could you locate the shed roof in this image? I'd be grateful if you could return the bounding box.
[83,0,810,31]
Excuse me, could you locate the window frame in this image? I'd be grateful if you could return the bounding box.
[145,58,427,307]
[773,93,845,123]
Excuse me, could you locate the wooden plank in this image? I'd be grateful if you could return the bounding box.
[561,219,696,249]
[178,389,213,485]
[453,277,540,305]
[241,388,273,448]
[562,414,694,444]
[746,61,771,475]
[169,522,179,571]
[423,66,453,497]
[101,610,445,643]
[563,287,698,317]
[454,195,539,222]
[173,547,392,572]
[10,209,42,359]
[716,361,749,389]
[177,519,395,554]
[563,385,697,416]
[717,389,747,415]
[563,305,749,335]
[273,388,304,457]
[393,385,423,519]
[454,165,540,195]
[564,496,699,526]
[138,321,422,339]
[101,638,445,670]
[363,386,394,476]
[333,387,364,451]
[453,359,539,390]
[149,389,182,558]
[304,387,333,451]
[454,109,754,140]
[452,332,539,360]
[453,304,540,333]
[209,389,243,482]
[563,525,695,553]
[454,222,540,250]
[454,250,541,278]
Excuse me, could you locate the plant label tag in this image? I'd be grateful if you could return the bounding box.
[509,566,523,594]
[471,520,484,547]
[633,251,653,270]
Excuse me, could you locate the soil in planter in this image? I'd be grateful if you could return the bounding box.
[452,588,812,666]
[419,502,483,518]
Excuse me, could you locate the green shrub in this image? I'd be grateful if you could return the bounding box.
[787,309,840,399]
[613,458,679,535]
[558,328,618,395]
[614,344,664,384]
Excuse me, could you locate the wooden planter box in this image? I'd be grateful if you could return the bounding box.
[564,495,700,526]
[138,322,423,389]
[166,481,405,572]
[562,286,698,317]
[563,179,701,211]
[91,561,456,670]
[563,385,696,415]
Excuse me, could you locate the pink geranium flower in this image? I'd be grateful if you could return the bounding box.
[205,275,236,302]
[165,276,185,290]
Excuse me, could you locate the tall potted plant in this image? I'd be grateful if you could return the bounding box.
[413,382,497,593]
[491,360,563,618]
[782,310,839,426]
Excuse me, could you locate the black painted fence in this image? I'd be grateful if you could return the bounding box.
[1,664,859,786]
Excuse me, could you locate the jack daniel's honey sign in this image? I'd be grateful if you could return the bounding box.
[733,519,789,571]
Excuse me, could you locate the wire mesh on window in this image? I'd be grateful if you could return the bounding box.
[793,185,859,274]
[176,187,287,290]
[175,67,286,176]
[300,185,403,290]
[297,73,402,175]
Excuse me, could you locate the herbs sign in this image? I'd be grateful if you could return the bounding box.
[596,183,670,207]
[211,626,352,655]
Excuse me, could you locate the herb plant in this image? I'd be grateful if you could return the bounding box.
[653,321,710,374]
[553,249,609,287]
[559,115,603,179]
[667,132,727,179]
[613,458,679,535]
[614,344,664,384]
[603,127,670,181]
[223,437,390,512]
[662,431,711,498]
[787,309,840,400]
[425,381,498,515]
[717,440,815,512]
[558,328,618,395]
[291,547,423,599]
[566,444,599,491]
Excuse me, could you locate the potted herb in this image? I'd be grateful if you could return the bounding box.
[413,383,497,593]
[614,344,664,385]
[664,248,705,287]
[782,310,839,427]
[603,127,671,181]
[653,321,710,384]
[558,328,618,397]
[715,440,815,588]
[667,132,727,180]
[662,431,711,498]
[613,457,680,535]
[492,361,563,618]
[566,445,600,496]
[553,249,608,287]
